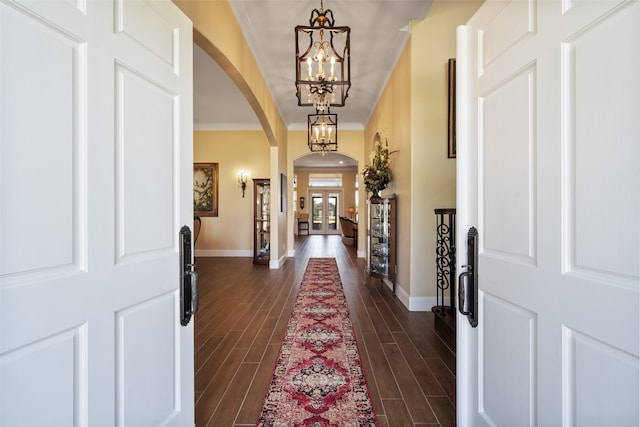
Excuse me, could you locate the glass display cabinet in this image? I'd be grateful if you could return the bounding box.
[253,179,270,265]
[366,195,396,287]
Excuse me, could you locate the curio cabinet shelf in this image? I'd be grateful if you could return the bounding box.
[366,195,396,288]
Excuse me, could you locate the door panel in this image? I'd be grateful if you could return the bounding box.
[0,324,88,425]
[116,63,175,259]
[479,294,536,427]
[482,65,535,263]
[457,1,639,425]
[0,1,194,426]
[116,292,178,426]
[568,10,639,281]
[565,328,639,426]
[115,0,178,69]
[0,3,82,281]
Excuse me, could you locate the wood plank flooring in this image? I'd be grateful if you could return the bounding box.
[194,235,456,426]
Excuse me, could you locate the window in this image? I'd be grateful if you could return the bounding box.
[309,173,343,187]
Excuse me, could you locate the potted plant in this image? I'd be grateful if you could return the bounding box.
[362,132,398,199]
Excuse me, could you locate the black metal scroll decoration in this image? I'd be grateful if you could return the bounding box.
[433,209,456,317]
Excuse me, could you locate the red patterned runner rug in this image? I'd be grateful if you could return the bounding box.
[257,258,377,426]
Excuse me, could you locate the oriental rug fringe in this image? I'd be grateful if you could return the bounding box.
[257,258,377,426]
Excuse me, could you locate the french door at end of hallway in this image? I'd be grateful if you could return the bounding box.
[309,190,342,235]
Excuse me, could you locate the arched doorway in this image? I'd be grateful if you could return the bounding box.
[293,153,359,236]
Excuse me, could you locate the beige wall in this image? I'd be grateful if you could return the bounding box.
[365,41,412,297]
[194,131,270,256]
[408,0,481,302]
[365,0,481,307]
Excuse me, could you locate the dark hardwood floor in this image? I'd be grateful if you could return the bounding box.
[193,235,456,426]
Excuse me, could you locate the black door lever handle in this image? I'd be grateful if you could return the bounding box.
[186,264,199,315]
[458,227,478,327]
[180,226,197,326]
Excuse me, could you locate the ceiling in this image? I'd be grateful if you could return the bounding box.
[193,0,433,166]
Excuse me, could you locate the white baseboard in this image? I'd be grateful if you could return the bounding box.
[394,282,411,309]
[408,296,438,312]
[269,254,287,269]
[393,282,437,312]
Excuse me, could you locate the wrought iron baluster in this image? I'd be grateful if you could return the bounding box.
[433,209,456,314]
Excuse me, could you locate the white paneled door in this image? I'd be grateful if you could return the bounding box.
[1,1,194,426]
[457,1,639,426]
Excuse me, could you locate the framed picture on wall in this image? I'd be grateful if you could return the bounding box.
[448,58,457,159]
[194,163,219,217]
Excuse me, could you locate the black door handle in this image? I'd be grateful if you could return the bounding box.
[180,225,198,326]
[187,264,198,315]
[458,227,478,327]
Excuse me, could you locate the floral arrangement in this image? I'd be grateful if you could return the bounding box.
[362,133,398,196]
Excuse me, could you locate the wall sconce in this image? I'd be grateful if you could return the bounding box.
[347,206,355,219]
[299,196,305,210]
[238,171,248,197]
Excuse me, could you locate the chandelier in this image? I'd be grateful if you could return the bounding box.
[308,109,338,155]
[295,0,350,110]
